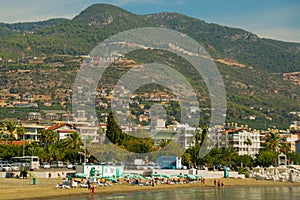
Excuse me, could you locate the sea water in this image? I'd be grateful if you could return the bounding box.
[46,186,300,200]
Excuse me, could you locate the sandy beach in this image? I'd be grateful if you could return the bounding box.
[1,177,300,200]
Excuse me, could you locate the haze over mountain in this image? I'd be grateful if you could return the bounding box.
[0,4,300,129]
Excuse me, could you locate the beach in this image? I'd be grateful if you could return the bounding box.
[1,177,300,200]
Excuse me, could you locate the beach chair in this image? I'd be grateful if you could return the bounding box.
[71,181,78,188]
[80,184,88,188]
[63,185,71,189]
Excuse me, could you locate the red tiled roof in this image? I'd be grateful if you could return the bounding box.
[57,130,76,133]
[46,123,76,131]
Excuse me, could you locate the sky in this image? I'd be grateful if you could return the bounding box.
[0,0,300,43]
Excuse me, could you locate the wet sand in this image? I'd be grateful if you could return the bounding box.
[1,177,300,200]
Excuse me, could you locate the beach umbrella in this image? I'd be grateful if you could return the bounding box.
[106,177,117,182]
[151,174,161,177]
[75,173,88,178]
[186,174,197,180]
[122,173,131,177]
[177,174,187,178]
[91,175,102,179]
[133,175,144,179]
[194,175,200,179]
[145,177,153,180]
[170,174,180,177]
[162,174,170,179]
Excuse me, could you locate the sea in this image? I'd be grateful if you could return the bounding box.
[46,186,300,200]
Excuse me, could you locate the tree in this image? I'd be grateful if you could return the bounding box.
[105,112,124,145]
[221,148,238,166]
[200,126,208,146]
[244,138,252,156]
[25,141,40,156]
[159,139,171,148]
[185,145,201,167]
[125,139,153,153]
[63,132,84,163]
[64,132,83,150]
[256,150,278,167]
[194,129,202,146]
[40,130,58,145]
[286,151,300,165]
[264,131,282,152]
[181,152,192,167]
[0,121,6,142]
[194,126,208,146]
[5,121,24,141]
[236,155,253,167]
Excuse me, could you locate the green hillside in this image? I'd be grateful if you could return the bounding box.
[0,3,300,129]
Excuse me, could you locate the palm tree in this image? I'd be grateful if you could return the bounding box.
[194,129,202,146]
[159,140,171,148]
[64,132,84,162]
[244,138,252,156]
[0,121,6,142]
[26,142,40,156]
[264,131,282,152]
[40,130,58,145]
[5,121,24,141]
[200,126,208,146]
[222,148,238,166]
[44,144,57,163]
[65,132,83,150]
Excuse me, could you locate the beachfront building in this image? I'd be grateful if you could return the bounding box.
[217,125,262,157]
[76,163,125,178]
[46,123,77,140]
[48,110,100,143]
[22,123,46,141]
[175,124,197,149]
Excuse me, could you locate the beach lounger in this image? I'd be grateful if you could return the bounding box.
[71,181,78,188]
[63,185,71,189]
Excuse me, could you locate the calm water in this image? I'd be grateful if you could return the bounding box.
[45,186,300,200]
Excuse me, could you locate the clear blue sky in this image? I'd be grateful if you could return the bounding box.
[1,0,300,43]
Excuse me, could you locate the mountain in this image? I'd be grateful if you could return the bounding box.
[0,4,300,129]
[0,18,68,36]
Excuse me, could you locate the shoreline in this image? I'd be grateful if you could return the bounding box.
[1,178,300,200]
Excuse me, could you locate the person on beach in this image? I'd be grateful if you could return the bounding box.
[221,181,225,188]
[87,180,91,190]
[214,179,217,187]
[217,180,220,187]
[91,183,95,194]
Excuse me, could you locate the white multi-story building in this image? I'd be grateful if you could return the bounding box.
[22,123,46,141]
[175,124,197,149]
[218,127,262,157]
